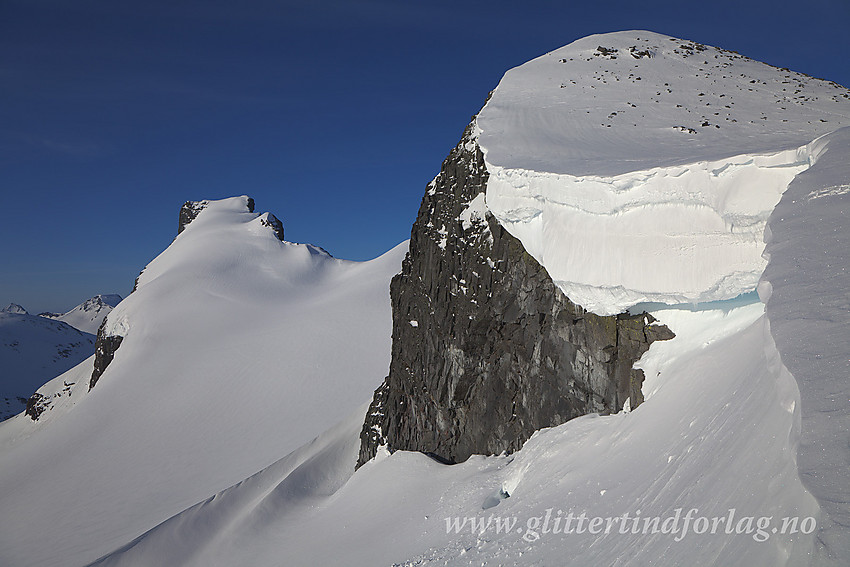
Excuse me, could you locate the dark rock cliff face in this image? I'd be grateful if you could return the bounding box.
[178,200,211,235]
[25,393,49,421]
[89,317,123,390]
[357,120,673,468]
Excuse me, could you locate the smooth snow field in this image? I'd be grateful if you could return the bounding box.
[90,299,821,567]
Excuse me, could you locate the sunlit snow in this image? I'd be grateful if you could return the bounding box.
[1,31,848,567]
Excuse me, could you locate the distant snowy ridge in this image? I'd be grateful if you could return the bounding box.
[0,312,94,421]
[0,295,121,420]
[477,30,850,315]
[41,294,123,334]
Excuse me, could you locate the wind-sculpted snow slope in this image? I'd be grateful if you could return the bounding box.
[760,127,850,566]
[478,31,850,315]
[88,32,849,567]
[92,300,818,567]
[0,196,405,567]
[4,31,848,567]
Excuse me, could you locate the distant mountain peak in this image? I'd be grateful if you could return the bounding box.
[1,303,27,314]
[83,294,123,310]
[39,294,123,335]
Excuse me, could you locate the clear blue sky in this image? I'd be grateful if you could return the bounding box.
[2,0,848,313]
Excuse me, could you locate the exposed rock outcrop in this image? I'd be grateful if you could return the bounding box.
[89,317,124,390]
[178,197,256,235]
[357,120,673,467]
[178,200,210,235]
[258,212,285,241]
[24,392,49,421]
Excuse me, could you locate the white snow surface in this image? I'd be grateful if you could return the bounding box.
[0,196,406,567]
[760,127,850,565]
[92,298,819,567]
[83,35,850,567]
[477,30,850,315]
[41,294,123,334]
[2,33,849,567]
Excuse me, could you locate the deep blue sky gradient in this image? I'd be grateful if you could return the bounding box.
[2,0,849,312]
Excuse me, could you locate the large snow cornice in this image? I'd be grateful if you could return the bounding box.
[477,30,850,177]
[477,30,850,315]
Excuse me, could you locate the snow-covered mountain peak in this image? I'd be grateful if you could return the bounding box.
[39,294,123,335]
[253,211,285,241]
[133,196,292,295]
[477,30,850,315]
[0,194,406,566]
[176,195,255,235]
[478,30,850,177]
[1,303,27,314]
[86,294,122,309]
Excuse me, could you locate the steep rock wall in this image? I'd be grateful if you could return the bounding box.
[88,317,123,391]
[358,120,672,467]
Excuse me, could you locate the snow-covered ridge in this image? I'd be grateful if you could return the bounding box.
[0,195,407,567]
[477,30,850,315]
[3,33,845,567]
[40,294,122,335]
